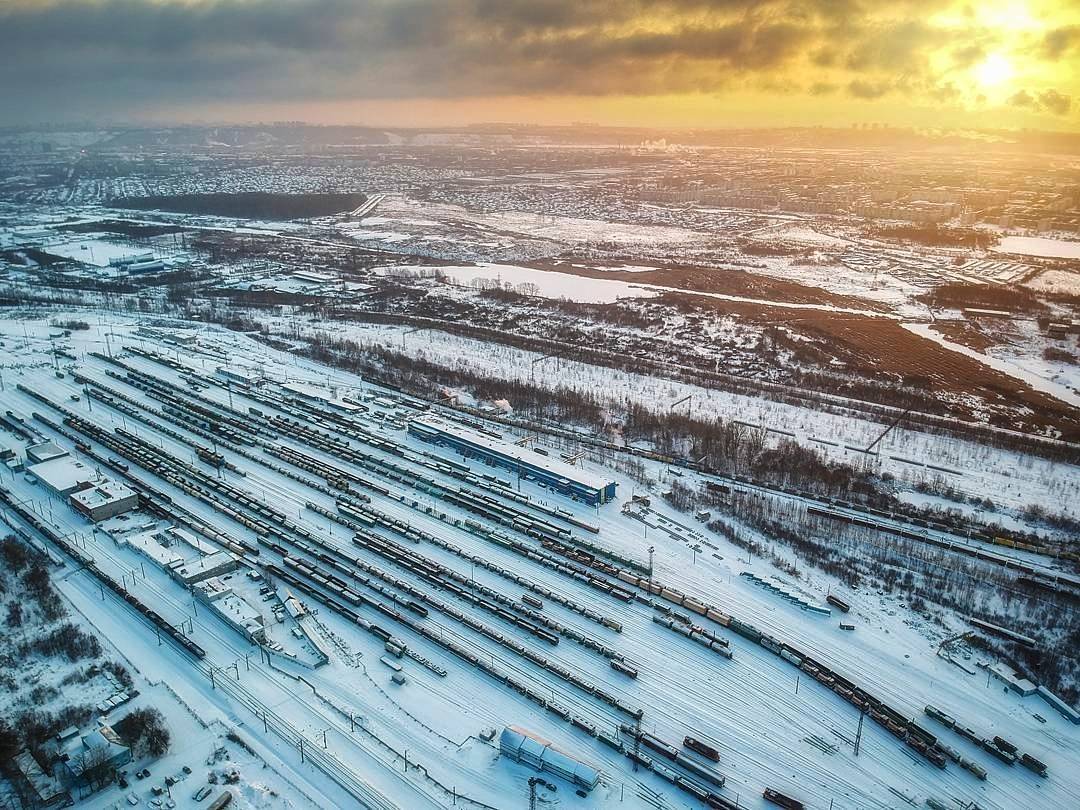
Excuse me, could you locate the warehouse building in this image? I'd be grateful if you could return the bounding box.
[408,415,616,505]
[27,455,103,496]
[26,440,69,464]
[499,726,600,791]
[193,577,266,643]
[69,481,139,522]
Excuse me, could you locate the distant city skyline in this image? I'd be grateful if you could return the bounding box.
[3,1,1079,131]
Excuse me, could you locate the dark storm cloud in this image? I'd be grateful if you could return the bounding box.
[0,0,827,116]
[1037,89,1072,116]
[1008,89,1036,108]
[0,0,1058,120]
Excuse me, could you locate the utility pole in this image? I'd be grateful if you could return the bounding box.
[632,716,642,772]
[854,710,865,756]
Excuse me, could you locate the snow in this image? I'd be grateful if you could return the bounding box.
[429,262,901,315]
[994,236,1080,259]
[41,236,152,268]
[750,223,854,247]
[0,313,1077,810]
[431,262,659,303]
[1024,269,1080,296]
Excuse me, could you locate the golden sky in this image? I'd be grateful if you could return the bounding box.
[3,0,1079,129]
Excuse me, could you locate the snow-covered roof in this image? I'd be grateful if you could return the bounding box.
[499,725,599,790]
[27,456,101,494]
[411,414,612,492]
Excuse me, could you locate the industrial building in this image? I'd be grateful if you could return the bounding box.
[26,455,103,496]
[282,381,362,412]
[216,365,261,386]
[69,481,139,522]
[193,577,266,643]
[26,440,68,464]
[408,415,617,506]
[499,726,600,791]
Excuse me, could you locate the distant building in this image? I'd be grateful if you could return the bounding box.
[216,365,261,386]
[109,251,154,267]
[194,577,265,643]
[124,259,166,274]
[292,270,336,285]
[282,381,362,412]
[10,749,71,808]
[172,549,239,585]
[987,663,1037,697]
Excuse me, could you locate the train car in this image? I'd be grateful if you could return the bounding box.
[674,754,725,788]
[763,788,805,809]
[674,775,711,801]
[610,659,639,679]
[826,594,851,612]
[639,732,680,761]
[683,736,720,762]
[1020,753,1047,777]
[705,794,740,810]
[992,735,1018,755]
[982,741,1016,765]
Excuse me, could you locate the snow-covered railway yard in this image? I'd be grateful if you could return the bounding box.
[1,315,1077,810]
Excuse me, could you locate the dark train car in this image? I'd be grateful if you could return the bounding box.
[683,736,720,762]
[826,594,851,613]
[763,788,805,809]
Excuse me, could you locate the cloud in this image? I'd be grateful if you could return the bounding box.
[950,44,984,68]
[1008,88,1072,116]
[0,0,1073,123]
[1007,89,1035,108]
[1042,25,1080,60]
[848,79,893,99]
[1037,89,1072,116]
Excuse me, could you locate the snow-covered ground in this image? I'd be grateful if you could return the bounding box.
[1024,269,1080,297]
[0,313,1077,810]
[427,262,659,303]
[994,236,1080,260]
[40,236,152,268]
[257,317,1079,522]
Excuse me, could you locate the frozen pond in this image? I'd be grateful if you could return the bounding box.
[434,263,659,303]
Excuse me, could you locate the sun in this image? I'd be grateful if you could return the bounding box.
[974,53,1014,88]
